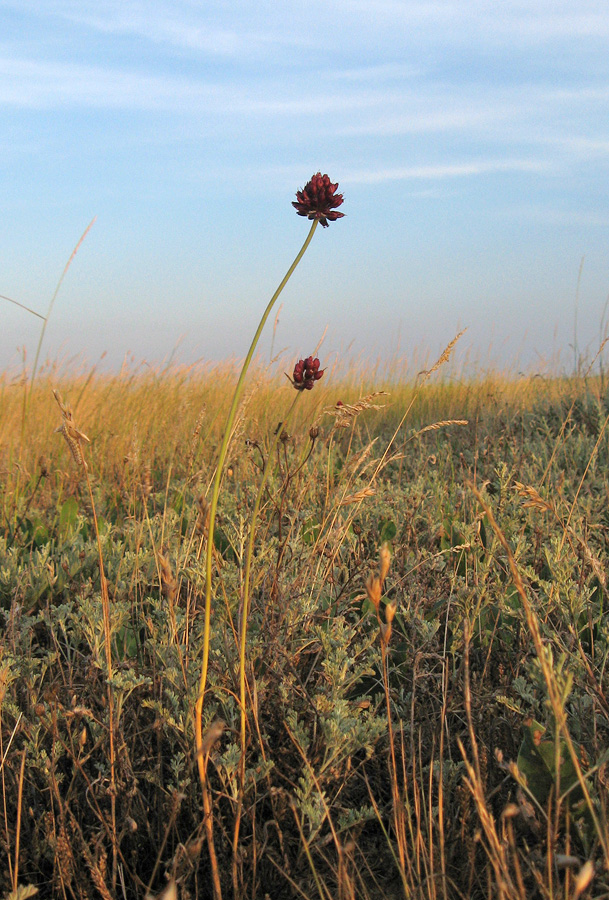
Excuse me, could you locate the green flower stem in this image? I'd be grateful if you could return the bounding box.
[194,218,318,789]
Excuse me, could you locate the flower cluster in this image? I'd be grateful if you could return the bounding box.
[292,356,325,391]
[293,173,345,227]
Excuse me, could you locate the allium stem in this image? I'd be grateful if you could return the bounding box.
[194,219,318,790]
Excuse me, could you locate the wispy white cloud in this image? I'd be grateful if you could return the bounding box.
[0,56,385,113]
[0,56,219,109]
[328,62,421,82]
[506,204,609,227]
[343,159,552,185]
[0,0,312,56]
[330,0,609,41]
[6,0,609,59]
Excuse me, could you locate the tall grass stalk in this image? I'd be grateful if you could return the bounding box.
[0,293,45,320]
[194,219,318,792]
[27,218,96,409]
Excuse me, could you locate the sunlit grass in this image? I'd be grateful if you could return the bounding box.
[2,354,609,898]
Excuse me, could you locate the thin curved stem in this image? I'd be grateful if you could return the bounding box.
[194,219,318,789]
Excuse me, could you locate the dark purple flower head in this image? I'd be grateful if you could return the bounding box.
[293,173,345,227]
[292,356,325,391]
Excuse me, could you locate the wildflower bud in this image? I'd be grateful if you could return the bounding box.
[379,543,391,584]
[309,426,319,441]
[293,173,345,227]
[292,356,325,391]
[79,727,87,748]
[38,455,50,477]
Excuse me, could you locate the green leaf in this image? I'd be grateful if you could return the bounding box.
[59,497,79,535]
[301,517,321,545]
[517,720,583,806]
[379,518,397,544]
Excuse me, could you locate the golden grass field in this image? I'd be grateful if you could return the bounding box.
[2,351,609,899]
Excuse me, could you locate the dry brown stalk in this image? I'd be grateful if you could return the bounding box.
[141,464,153,499]
[195,494,210,536]
[55,823,75,893]
[322,391,389,429]
[366,546,409,879]
[513,481,553,512]
[53,389,90,472]
[339,487,376,506]
[418,329,467,379]
[12,748,27,894]
[197,720,225,900]
[66,810,113,900]
[158,549,178,603]
[414,419,469,437]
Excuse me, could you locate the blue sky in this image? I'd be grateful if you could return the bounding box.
[2,0,609,375]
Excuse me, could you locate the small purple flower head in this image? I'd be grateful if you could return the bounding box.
[293,173,345,227]
[292,356,325,391]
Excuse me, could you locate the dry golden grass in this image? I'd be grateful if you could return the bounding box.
[2,357,609,899]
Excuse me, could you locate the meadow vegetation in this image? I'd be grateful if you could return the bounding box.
[1,358,609,899]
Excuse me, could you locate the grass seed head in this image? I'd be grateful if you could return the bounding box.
[574,860,595,898]
[141,464,152,498]
[158,549,178,602]
[379,542,391,584]
[53,389,90,471]
[196,494,210,536]
[366,572,382,609]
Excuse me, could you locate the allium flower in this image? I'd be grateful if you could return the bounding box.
[292,356,325,390]
[293,173,345,227]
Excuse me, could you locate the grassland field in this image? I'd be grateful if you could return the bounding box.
[1,359,609,900]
